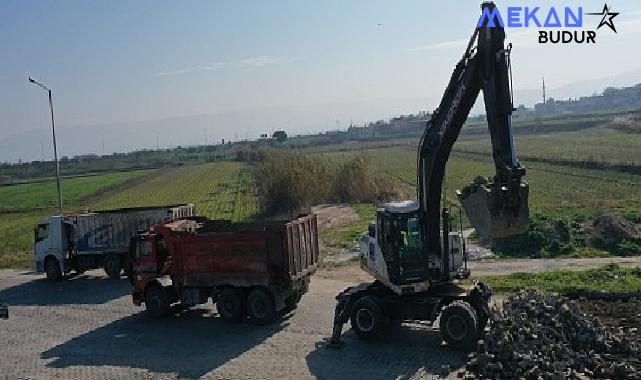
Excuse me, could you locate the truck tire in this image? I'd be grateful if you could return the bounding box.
[217,288,245,323]
[282,290,302,314]
[439,300,479,348]
[103,254,121,279]
[247,288,276,325]
[145,284,170,318]
[45,257,62,282]
[350,296,384,339]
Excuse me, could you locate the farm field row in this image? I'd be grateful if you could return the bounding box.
[91,161,258,221]
[0,161,259,268]
[0,170,152,211]
[455,128,641,167]
[324,146,641,221]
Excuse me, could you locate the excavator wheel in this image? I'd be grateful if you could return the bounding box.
[439,300,479,348]
[349,296,384,339]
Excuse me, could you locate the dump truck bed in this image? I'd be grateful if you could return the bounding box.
[156,214,319,288]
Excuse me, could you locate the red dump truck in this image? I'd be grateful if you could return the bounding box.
[130,214,319,324]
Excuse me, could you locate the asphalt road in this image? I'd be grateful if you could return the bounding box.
[0,269,464,380]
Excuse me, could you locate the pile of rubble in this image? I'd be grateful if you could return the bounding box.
[585,214,639,247]
[457,290,641,379]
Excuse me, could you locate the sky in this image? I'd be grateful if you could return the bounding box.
[2,0,641,162]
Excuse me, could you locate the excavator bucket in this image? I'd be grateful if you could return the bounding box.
[457,176,529,239]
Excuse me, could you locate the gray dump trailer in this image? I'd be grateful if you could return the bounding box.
[33,204,195,281]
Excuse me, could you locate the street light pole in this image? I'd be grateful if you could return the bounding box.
[29,77,63,217]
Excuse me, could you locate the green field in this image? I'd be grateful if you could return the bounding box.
[0,170,151,211]
[2,111,641,268]
[322,146,641,220]
[318,138,641,258]
[0,161,258,268]
[456,128,641,167]
[92,162,258,221]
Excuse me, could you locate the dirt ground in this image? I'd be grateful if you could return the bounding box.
[0,268,466,380]
[579,299,641,371]
[312,204,360,229]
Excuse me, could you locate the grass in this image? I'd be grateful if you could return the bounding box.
[455,128,641,168]
[0,161,259,268]
[0,170,151,211]
[323,146,641,221]
[92,161,258,221]
[474,264,641,294]
[319,143,641,258]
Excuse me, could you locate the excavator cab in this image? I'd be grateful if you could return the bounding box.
[375,205,425,284]
[360,201,467,287]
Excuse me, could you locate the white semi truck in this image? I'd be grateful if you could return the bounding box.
[33,204,195,281]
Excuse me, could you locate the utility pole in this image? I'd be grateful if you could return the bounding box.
[542,75,546,104]
[29,77,63,216]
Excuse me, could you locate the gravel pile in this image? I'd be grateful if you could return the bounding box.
[457,290,641,379]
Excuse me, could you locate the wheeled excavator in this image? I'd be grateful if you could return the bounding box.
[329,2,529,348]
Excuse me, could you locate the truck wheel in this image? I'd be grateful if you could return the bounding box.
[145,284,170,318]
[439,300,479,348]
[282,290,302,314]
[45,257,62,282]
[217,288,245,323]
[247,288,276,325]
[350,296,384,339]
[103,254,121,279]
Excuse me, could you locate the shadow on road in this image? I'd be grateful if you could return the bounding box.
[42,308,288,379]
[0,273,130,305]
[306,324,467,380]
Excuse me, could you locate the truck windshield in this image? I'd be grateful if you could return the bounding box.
[35,224,49,242]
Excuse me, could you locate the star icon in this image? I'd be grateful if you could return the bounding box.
[587,3,619,33]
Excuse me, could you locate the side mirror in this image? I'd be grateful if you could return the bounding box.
[368,222,376,238]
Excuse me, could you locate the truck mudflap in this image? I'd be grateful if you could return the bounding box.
[327,281,492,348]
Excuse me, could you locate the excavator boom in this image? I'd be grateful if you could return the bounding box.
[418,2,528,245]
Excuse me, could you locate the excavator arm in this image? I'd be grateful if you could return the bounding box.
[418,2,529,270]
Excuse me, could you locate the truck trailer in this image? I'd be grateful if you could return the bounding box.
[33,204,196,281]
[131,214,319,324]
